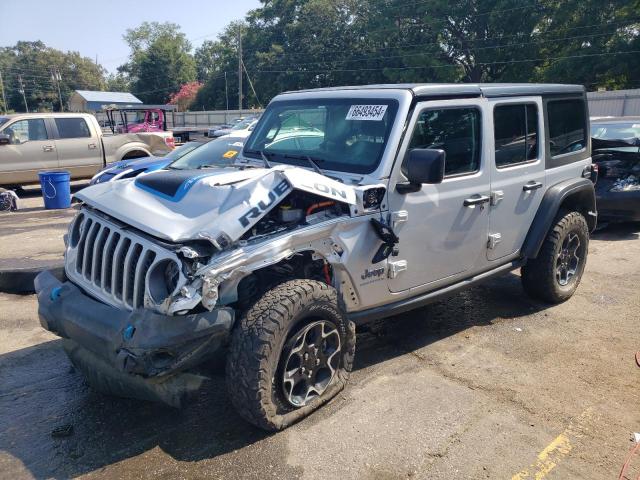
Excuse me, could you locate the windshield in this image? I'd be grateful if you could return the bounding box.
[162,141,204,162]
[591,122,640,140]
[244,98,399,174]
[231,118,255,130]
[169,136,245,169]
[0,117,9,129]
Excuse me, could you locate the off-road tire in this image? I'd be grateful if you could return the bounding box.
[225,279,355,431]
[522,211,589,303]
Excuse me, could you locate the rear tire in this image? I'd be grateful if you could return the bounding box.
[226,279,355,431]
[522,211,589,303]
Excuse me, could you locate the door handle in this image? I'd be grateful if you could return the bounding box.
[522,181,543,191]
[464,194,491,207]
[42,145,55,152]
[88,143,97,150]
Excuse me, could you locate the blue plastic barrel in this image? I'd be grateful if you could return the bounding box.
[38,171,71,209]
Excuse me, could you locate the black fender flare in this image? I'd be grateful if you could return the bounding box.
[522,177,597,259]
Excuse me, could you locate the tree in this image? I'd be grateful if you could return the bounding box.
[533,0,640,89]
[167,81,202,110]
[105,72,131,92]
[120,22,196,103]
[0,41,104,112]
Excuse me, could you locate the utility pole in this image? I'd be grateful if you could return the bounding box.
[224,71,229,123]
[238,27,243,114]
[0,70,7,114]
[18,75,28,113]
[50,66,63,112]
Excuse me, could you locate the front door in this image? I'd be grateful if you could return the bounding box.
[0,118,58,184]
[387,98,491,293]
[487,97,546,261]
[53,116,102,179]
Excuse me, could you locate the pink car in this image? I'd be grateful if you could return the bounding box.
[116,108,165,134]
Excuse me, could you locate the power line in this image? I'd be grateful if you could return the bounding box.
[251,49,640,74]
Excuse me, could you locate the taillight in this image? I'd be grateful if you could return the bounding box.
[590,163,598,184]
[583,163,598,184]
[165,136,175,149]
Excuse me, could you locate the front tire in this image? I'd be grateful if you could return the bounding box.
[522,211,589,303]
[226,279,355,431]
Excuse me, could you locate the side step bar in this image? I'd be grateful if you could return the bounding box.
[347,260,524,325]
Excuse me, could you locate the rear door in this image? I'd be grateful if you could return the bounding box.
[53,116,103,179]
[0,117,58,185]
[487,97,545,261]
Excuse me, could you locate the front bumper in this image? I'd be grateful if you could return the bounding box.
[35,270,234,406]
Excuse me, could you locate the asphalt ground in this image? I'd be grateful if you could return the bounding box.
[0,192,639,479]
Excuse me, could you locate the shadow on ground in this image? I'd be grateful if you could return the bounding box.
[592,221,640,241]
[0,273,548,479]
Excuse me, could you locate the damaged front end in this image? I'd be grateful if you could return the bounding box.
[592,137,640,222]
[38,164,386,406]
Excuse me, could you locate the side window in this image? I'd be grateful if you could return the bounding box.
[1,119,48,144]
[494,104,538,168]
[55,118,91,139]
[408,107,481,176]
[547,99,586,157]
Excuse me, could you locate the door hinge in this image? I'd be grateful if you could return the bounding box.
[388,260,408,279]
[490,190,504,206]
[487,233,502,249]
[390,210,408,229]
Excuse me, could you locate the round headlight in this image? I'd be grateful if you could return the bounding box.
[148,259,180,305]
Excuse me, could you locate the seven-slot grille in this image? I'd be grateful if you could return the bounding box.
[66,209,176,310]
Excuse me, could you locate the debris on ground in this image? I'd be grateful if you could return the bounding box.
[0,189,19,211]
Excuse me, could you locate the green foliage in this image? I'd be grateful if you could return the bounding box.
[120,22,196,104]
[0,41,104,112]
[2,1,639,112]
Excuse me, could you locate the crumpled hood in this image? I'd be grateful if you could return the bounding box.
[75,165,357,245]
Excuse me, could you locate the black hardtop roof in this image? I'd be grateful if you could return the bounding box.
[282,83,585,98]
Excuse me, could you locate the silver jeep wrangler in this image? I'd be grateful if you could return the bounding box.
[36,84,597,430]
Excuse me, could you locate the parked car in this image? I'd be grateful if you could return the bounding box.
[167,136,247,170]
[0,113,175,187]
[591,116,640,223]
[90,141,205,185]
[209,117,259,138]
[206,117,246,137]
[36,83,596,431]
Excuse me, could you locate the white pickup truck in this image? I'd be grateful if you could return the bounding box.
[0,112,175,187]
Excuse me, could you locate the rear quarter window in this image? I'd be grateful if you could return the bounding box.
[547,99,587,157]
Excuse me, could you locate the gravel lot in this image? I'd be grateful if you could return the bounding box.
[0,193,639,480]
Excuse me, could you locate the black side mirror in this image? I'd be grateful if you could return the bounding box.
[397,148,446,193]
[0,134,10,146]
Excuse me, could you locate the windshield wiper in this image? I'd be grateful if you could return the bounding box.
[242,149,272,168]
[282,153,325,175]
[260,150,272,168]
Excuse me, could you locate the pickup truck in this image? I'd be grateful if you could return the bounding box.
[0,113,175,187]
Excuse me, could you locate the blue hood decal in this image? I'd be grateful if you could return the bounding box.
[134,169,226,202]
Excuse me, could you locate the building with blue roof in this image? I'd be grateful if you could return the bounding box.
[68,90,143,112]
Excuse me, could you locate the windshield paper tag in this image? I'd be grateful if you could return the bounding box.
[346,105,388,121]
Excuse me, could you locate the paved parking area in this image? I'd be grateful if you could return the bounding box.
[0,196,639,479]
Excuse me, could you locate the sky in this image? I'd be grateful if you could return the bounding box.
[0,0,262,73]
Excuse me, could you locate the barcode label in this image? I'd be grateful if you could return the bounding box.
[346,105,388,121]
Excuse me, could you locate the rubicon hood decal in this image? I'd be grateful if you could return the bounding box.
[75,165,357,245]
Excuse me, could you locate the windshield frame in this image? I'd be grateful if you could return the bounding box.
[243,97,400,175]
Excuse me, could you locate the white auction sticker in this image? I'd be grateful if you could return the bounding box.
[346,104,388,121]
